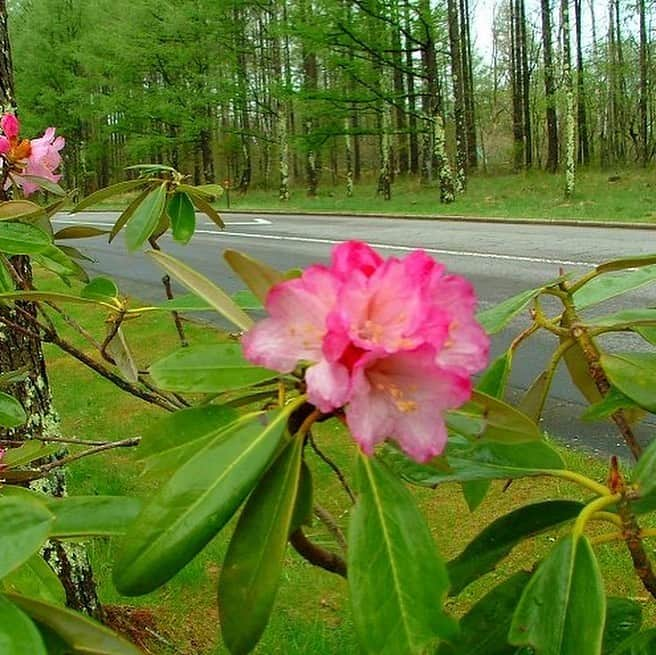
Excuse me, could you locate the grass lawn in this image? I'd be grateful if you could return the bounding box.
[37,274,656,654]
[208,168,656,223]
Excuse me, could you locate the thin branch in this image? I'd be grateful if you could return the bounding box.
[308,431,355,504]
[289,528,347,578]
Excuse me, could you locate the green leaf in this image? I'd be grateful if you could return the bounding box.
[603,598,643,654]
[32,245,83,279]
[633,439,656,497]
[58,244,96,263]
[587,308,656,329]
[125,163,177,174]
[0,222,50,255]
[509,535,605,655]
[460,479,490,513]
[219,436,303,655]
[0,595,46,654]
[1,440,59,467]
[574,265,656,309]
[54,225,110,240]
[477,288,538,335]
[0,390,26,428]
[149,344,277,393]
[611,629,656,654]
[290,461,314,532]
[81,277,119,302]
[147,250,253,330]
[168,191,196,244]
[561,314,604,405]
[45,496,142,538]
[233,290,264,311]
[476,351,512,399]
[114,409,289,595]
[6,592,142,655]
[72,179,150,212]
[18,175,66,196]
[109,186,153,243]
[518,370,551,422]
[382,439,564,487]
[596,254,656,274]
[601,353,656,413]
[186,188,225,228]
[1,555,66,605]
[0,290,116,309]
[581,387,641,422]
[137,405,238,477]
[438,572,531,655]
[0,199,45,222]
[0,496,54,579]
[0,258,13,291]
[124,182,167,251]
[189,183,224,199]
[224,250,284,303]
[459,390,541,443]
[447,501,583,595]
[349,455,457,655]
[105,326,138,383]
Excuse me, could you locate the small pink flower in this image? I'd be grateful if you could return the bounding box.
[1,114,19,140]
[18,127,65,196]
[242,241,489,462]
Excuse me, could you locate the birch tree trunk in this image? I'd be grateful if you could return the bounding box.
[561,0,576,198]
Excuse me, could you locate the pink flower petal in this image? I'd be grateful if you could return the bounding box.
[0,114,19,139]
[306,359,351,412]
[331,241,383,279]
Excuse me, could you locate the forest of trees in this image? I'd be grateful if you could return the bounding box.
[7,0,656,202]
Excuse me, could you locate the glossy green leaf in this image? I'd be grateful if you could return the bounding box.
[81,277,119,302]
[574,265,656,309]
[447,501,583,595]
[18,175,66,196]
[32,244,82,279]
[147,250,253,330]
[109,186,153,242]
[224,250,284,303]
[438,572,531,655]
[459,390,541,443]
[124,182,167,251]
[587,308,656,329]
[581,387,640,422]
[596,254,656,274]
[477,289,538,335]
[349,455,456,655]
[53,225,111,240]
[150,343,276,393]
[0,390,26,428]
[0,222,50,255]
[137,405,238,477]
[0,497,53,579]
[7,592,142,655]
[1,555,66,605]
[0,199,45,221]
[219,436,303,655]
[603,598,643,654]
[114,409,288,595]
[518,370,550,422]
[632,439,656,497]
[72,179,150,212]
[382,439,564,487]
[476,351,512,399]
[189,183,224,198]
[168,191,196,244]
[611,629,656,654]
[1,440,59,467]
[290,461,314,532]
[186,188,225,228]
[0,594,46,654]
[45,496,142,538]
[460,479,490,512]
[601,353,656,413]
[0,289,116,309]
[509,535,605,655]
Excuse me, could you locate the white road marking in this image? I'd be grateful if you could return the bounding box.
[51,219,596,268]
[54,216,272,227]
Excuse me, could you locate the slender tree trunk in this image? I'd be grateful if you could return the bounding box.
[573,0,590,165]
[639,0,649,166]
[0,0,102,619]
[561,0,576,197]
[519,0,532,167]
[447,0,468,190]
[344,117,353,197]
[540,0,558,172]
[510,0,525,170]
[301,3,319,197]
[403,0,419,175]
[391,2,408,175]
[460,0,477,169]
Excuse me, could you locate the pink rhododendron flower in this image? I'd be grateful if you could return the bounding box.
[0,114,65,196]
[242,241,490,462]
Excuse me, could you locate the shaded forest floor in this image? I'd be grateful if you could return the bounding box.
[213,168,656,223]
[40,274,656,654]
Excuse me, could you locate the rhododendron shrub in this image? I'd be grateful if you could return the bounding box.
[2,144,656,655]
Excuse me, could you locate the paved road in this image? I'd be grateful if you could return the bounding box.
[54,211,656,457]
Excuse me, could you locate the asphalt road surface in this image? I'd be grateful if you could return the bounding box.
[53,211,656,457]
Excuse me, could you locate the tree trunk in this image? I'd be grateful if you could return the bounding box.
[639,0,649,166]
[510,0,525,171]
[344,117,354,197]
[459,0,477,170]
[403,0,419,175]
[573,0,590,165]
[561,0,576,198]
[540,0,558,172]
[519,0,532,167]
